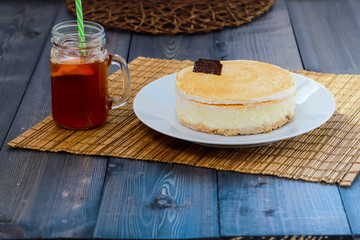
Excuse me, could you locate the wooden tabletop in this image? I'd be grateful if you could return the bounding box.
[0,0,359,239]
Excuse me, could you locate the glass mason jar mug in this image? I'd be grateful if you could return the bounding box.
[50,20,130,129]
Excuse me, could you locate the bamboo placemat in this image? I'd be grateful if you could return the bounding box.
[8,57,360,186]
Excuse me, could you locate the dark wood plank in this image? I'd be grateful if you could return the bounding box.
[94,11,220,240]
[96,28,220,239]
[340,176,360,234]
[0,6,131,239]
[212,1,302,70]
[214,0,351,237]
[105,29,132,61]
[218,173,350,236]
[287,0,360,235]
[0,0,61,149]
[287,0,360,74]
[94,159,219,239]
[1,0,355,238]
[0,151,107,239]
[128,30,216,62]
[95,0,350,238]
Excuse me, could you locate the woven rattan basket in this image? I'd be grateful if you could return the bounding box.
[66,0,275,35]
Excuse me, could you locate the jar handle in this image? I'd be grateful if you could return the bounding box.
[109,54,131,109]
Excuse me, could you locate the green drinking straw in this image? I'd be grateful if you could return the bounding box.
[75,0,86,55]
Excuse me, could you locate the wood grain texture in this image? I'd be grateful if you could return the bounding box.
[0,0,61,149]
[227,236,353,240]
[96,0,351,238]
[212,0,302,70]
[96,0,352,238]
[340,175,360,234]
[214,0,350,237]
[129,31,216,61]
[96,30,220,237]
[287,0,360,74]
[94,158,219,239]
[0,0,358,238]
[105,30,132,62]
[218,173,350,236]
[93,9,221,239]
[0,6,130,239]
[287,0,360,235]
[0,150,107,239]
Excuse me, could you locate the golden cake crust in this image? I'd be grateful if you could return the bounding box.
[176,60,296,103]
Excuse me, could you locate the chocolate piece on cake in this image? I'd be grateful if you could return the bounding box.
[193,58,223,75]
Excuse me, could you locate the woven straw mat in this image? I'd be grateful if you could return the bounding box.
[8,57,360,187]
[65,0,274,35]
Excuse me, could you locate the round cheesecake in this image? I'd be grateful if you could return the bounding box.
[175,60,296,136]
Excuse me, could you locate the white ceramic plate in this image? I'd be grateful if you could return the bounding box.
[133,73,336,148]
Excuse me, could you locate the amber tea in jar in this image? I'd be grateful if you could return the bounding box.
[50,20,130,129]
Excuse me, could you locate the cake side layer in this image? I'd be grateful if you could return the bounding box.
[176,85,296,105]
[175,91,296,136]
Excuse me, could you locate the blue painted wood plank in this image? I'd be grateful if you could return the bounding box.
[212,0,302,70]
[219,173,350,236]
[128,30,216,62]
[340,176,360,234]
[94,159,219,239]
[0,6,129,239]
[95,0,352,238]
[94,15,220,239]
[0,0,61,149]
[287,0,360,74]
[287,0,360,235]
[0,151,107,239]
[216,0,351,237]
